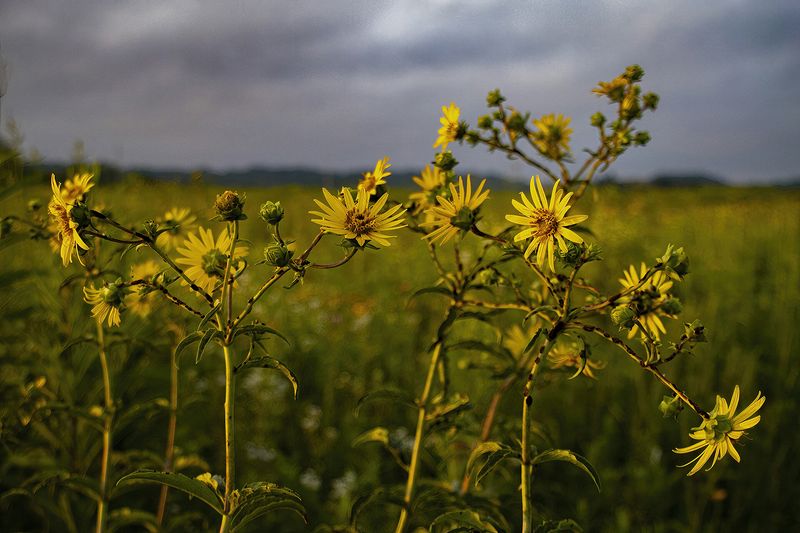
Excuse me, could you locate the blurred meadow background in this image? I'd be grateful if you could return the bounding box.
[1,1,800,532]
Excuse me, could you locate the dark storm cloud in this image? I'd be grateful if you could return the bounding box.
[1,0,798,181]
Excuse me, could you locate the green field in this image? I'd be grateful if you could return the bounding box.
[1,177,798,532]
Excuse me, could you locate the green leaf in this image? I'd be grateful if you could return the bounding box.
[352,427,390,447]
[236,355,299,399]
[523,327,546,354]
[229,482,306,530]
[197,302,222,331]
[174,331,203,368]
[532,449,601,492]
[533,518,583,532]
[409,286,453,302]
[233,323,290,346]
[466,441,519,487]
[355,390,417,417]
[116,470,223,514]
[446,340,514,363]
[108,508,158,533]
[429,510,500,533]
[426,393,470,422]
[196,328,219,364]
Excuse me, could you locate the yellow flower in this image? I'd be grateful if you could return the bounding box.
[358,156,391,196]
[618,263,674,341]
[433,102,460,150]
[422,175,490,245]
[128,260,161,317]
[505,176,587,271]
[310,188,406,247]
[592,76,628,99]
[83,283,125,327]
[410,165,446,212]
[156,208,198,251]
[48,174,90,266]
[548,340,606,380]
[175,227,249,293]
[531,114,573,160]
[60,172,95,203]
[674,386,765,476]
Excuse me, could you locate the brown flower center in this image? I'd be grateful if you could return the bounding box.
[344,209,375,235]
[532,209,559,238]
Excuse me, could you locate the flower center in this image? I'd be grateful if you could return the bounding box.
[202,249,227,276]
[344,209,375,236]
[532,209,559,238]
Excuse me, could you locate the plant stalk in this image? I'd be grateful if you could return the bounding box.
[95,321,112,533]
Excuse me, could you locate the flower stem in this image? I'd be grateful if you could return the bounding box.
[95,321,112,533]
[156,337,180,527]
[395,341,443,533]
[220,343,236,530]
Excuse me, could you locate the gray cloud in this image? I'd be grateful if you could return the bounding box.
[1,0,798,181]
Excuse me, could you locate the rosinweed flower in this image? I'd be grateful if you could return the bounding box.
[358,157,391,196]
[309,188,406,247]
[175,227,249,293]
[410,165,446,213]
[421,175,490,245]
[548,340,606,380]
[674,386,765,476]
[84,282,126,327]
[433,102,460,150]
[60,172,95,203]
[506,176,587,271]
[48,174,90,266]
[156,208,198,251]
[531,114,573,160]
[128,260,161,317]
[618,263,675,341]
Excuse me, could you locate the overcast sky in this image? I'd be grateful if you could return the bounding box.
[1,0,798,182]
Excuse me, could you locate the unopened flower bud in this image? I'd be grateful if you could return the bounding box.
[684,319,706,342]
[259,201,284,225]
[611,305,636,329]
[477,115,493,129]
[660,245,690,278]
[477,268,499,286]
[634,131,651,146]
[214,190,247,221]
[486,89,505,107]
[624,64,645,82]
[661,297,683,316]
[434,151,458,172]
[643,92,660,110]
[263,242,293,267]
[143,219,159,239]
[590,112,606,128]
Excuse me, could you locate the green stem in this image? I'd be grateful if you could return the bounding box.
[395,342,443,533]
[95,321,112,533]
[220,344,236,529]
[157,339,179,527]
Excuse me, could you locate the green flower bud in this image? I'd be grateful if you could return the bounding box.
[455,121,469,140]
[660,297,683,316]
[642,92,660,110]
[507,111,527,134]
[450,206,476,231]
[624,64,645,82]
[214,190,247,221]
[590,112,606,128]
[611,305,636,329]
[143,219,159,240]
[659,394,683,418]
[684,319,706,342]
[633,131,651,146]
[27,198,43,212]
[477,115,493,129]
[259,201,284,225]
[486,89,505,107]
[660,245,690,278]
[434,151,458,172]
[263,242,293,267]
[476,268,499,286]
[101,282,125,307]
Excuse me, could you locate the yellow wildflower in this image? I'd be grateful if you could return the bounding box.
[60,172,95,203]
[175,227,249,293]
[674,386,765,476]
[433,102,460,150]
[83,283,125,327]
[128,260,161,317]
[410,165,446,212]
[358,156,391,196]
[48,174,90,266]
[531,114,573,160]
[156,208,198,251]
[618,263,674,341]
[422,175,490,245]
[505,176,587,271]
[548,340,606,379]
[310,188,406,247]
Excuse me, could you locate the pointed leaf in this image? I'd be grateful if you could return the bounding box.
[236,355,298,399]
[195,328,218,364]
[174,331,203,368]
[355,390,417,417]
[116,470,223,514]
[532,449,601,492]
[429,510,500,533]
[352,427,390,447]
[233,324,290,346]
[197,302,222,331]
[466,441,519,487]
[229,482,306,530]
